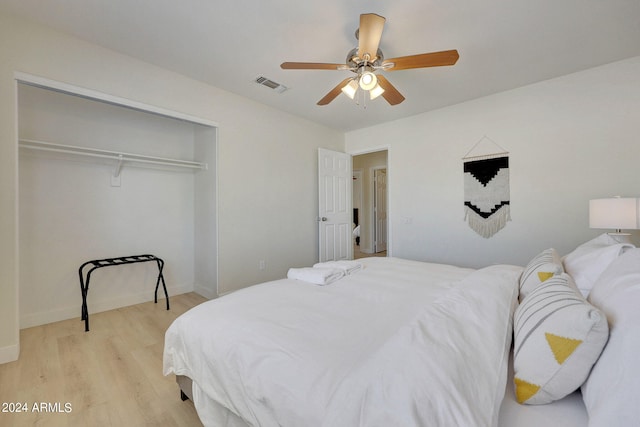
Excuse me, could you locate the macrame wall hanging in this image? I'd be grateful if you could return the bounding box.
[462,136,510,238]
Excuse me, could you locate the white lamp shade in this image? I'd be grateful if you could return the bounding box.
[369,83,385,100]
[359,72,378,91]
[589,198,639,230]
[341,79,358,99]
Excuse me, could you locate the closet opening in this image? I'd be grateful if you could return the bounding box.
[16,76,218,329]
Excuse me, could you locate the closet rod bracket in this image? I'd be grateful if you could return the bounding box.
[114,154,124,177]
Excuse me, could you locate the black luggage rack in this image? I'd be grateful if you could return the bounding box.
[78,254,169,331]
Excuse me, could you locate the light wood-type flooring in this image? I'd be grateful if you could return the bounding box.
[353,243,386,259]
[0,292,208,427]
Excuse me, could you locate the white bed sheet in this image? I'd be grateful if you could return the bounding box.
[164,257,522,426]
[186,357,590,427]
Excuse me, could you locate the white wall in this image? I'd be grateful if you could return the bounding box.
[0,11,343,363]
[346,56,640,268]
[194,126,218,299]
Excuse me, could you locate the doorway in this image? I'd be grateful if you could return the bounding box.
[373,167,387,253]
[352,150,388,258]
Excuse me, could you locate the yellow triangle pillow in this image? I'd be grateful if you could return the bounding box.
[519,248,563,302]
[513,273,609,404]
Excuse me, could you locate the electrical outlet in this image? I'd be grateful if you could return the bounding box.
[258,260,266,270]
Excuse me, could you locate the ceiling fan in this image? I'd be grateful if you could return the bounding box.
[281,13,459,106]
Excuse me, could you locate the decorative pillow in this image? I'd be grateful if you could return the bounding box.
[519,248,563,301]
[562,233,634,298]
[513,273,609,405]
[581,248,640,426]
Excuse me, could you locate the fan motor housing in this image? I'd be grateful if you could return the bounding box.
[346,47,384,70]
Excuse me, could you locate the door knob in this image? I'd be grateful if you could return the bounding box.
[321,217,327,221]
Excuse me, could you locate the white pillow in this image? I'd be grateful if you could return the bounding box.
[562,233,634,297]
[519,248,563,301]
[581,248,640,426]
[513,273,609,405]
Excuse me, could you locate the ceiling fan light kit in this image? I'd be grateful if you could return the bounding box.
[340,73,385,105]
[281,13,459,107]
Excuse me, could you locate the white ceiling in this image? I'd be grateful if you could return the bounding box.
[2,0,640,132]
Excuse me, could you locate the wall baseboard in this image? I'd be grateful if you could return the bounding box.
[19,284,193,329]
[194,283,217,300]
[0,343,19,364]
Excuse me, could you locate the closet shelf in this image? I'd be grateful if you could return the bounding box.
[19,139,208,176]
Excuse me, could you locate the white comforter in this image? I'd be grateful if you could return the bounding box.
[164,257,522,427]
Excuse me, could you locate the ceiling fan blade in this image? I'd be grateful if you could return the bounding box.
[281,62,346,70]
[358,13,385,61]
[376,75,405,105]
[382,50,459,71]
[317,78,353,105]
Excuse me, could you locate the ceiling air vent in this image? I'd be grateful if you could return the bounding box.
[254,75,288,94]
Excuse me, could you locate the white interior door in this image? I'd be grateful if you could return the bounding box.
[318,148,352,262]
[374,168,387,253]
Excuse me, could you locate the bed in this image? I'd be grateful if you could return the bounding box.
[164,235,640,427]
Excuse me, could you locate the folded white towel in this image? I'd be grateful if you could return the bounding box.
[313,260,363,275]
[287,267,345,285]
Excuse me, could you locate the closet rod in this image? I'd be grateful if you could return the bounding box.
[18,139,207,171]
